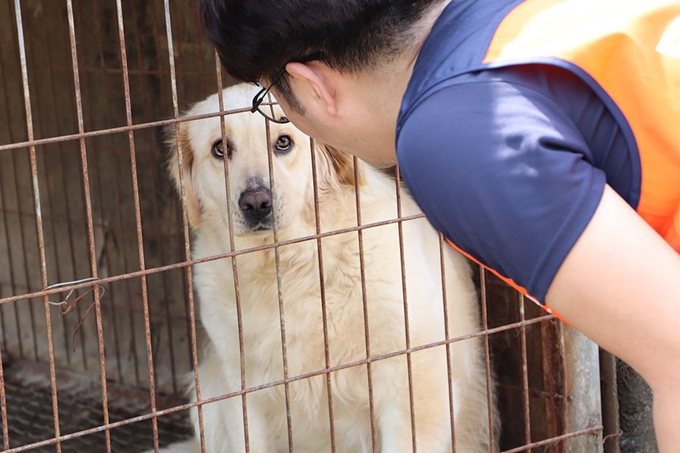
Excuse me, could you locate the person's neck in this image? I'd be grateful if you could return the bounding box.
[360,1,450,146]
[369,0,450,109]
[321,1,452,167]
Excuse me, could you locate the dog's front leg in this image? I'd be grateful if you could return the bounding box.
[372,357,453,453]
[371,357,415,453]
[191,356,273,453]
[199,394,271,453]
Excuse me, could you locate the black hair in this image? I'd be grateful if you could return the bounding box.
[198,0,443,107]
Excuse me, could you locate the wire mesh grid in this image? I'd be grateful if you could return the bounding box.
[0,0,612,452]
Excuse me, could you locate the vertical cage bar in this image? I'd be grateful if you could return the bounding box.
[87,0,139,386]
[437,234,457,452]
[12,1,63,451]
[558,321,569,439]
[308,137,337,451]
[113,0,161,450]
[0,180,7,350]
[8,65,40,363]
[35,14,79,369]
[12,149,38,360]
[0,38,20,353]
[479,268,497,451]
[518,295,532,450]
[557,326,568,451]
[129,0,179,394]
[144,0,196,373]
[64,1,111,450]
[264,118,295,453]
[162,1,206,450]
[0,346,9,450]
[600,350,621,453]
[214,68,252,452]
[353,158,378,453]
[18,160,39,362]
[540,315,567,445]
[1,4,34,357]
[392,164,417,451]
[88,164,125,383]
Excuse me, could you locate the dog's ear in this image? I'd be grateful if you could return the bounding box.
[166,122,202,227]
[314,142,364,188]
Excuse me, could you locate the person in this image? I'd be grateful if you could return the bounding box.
[197,0,680,449]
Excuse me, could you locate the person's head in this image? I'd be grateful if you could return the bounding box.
[198,0,445,111]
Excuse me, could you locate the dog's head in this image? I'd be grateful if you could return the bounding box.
[166,84,361,242]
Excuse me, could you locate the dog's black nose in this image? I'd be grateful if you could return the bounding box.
[239,188,272,222]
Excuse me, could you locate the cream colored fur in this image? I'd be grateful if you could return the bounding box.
[153,84,498,453]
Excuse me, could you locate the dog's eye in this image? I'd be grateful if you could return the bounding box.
[211,140,230,159]
[274,135,293,154]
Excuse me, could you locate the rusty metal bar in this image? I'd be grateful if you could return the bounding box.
[128,0,180,395]
[214,68,252,453]
[0,63,217,77]
[0,214,428,307]
[0,208,421,250]
[264,116,296,453]
[538,310,565,446]
[23,15,54,367]
[479,268,497,451]
[86,0,129,383]
[0,312,558,453]
[501,425,603,453]
[392,165,418,451]
[9,142,37,362]
[308,137,338,451]
[0,107,265,153]
[0,346,9,450]
[0,8,23,358]
[437,234,458,451]
[13,1,63,452]
[88,137,126,381]
[353,158,378,453]
[518,294,532,450]
[0,206,186,232]
[36,7,82,370]
[161,1,206,451]
[559,321,569,441]
[600,350,621,453]
[113,0,161,450]
[65,1,112,451]
[0,185,8,351]
[131,2,181,394]
[15,151,39,363]
[498,382,568,402]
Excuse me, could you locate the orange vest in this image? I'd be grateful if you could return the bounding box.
[485,0,680,252]
[440,0,680,313]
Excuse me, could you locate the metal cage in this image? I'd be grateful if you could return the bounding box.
[0,1,617,452]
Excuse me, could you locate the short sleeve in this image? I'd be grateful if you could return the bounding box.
[396,76,606,302]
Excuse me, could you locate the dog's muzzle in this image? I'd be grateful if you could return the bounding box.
[238,187,273,229]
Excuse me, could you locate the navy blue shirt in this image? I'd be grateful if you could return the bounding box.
[397,59,637,301]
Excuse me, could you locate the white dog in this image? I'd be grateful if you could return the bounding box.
[153,84,497,453]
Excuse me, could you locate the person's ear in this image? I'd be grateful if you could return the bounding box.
[285,61,338,117]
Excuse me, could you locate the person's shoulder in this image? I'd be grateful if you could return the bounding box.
[398,67,584,152]
[396,66,609,301]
